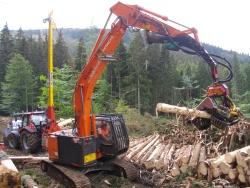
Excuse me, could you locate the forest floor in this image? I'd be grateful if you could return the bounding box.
[0,115,249,187]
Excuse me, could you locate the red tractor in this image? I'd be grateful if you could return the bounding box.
[3,111,47,153]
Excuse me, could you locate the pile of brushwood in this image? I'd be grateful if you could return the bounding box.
[122,120,250,187]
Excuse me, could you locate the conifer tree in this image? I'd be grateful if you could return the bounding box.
[54,30,70,68]
[0,54,36,113]
[38,64,77,117]
[244,63,250,91]
[126,33,150,114]
[232,54,244,97]
[75,37,87,71]
[0,23,14,82]
[14,28,28,58]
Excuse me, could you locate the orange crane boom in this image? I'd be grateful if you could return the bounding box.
[73,2,202,138]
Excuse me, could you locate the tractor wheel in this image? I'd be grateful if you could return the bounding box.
[3,128,10,147]
[7,133,19,149]
[20,130,40,153]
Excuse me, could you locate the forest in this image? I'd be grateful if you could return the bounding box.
[0,23,250,117]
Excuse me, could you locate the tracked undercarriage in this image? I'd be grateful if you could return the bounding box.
[41,158,138,188]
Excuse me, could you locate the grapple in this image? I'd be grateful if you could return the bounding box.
[192,84,240,130]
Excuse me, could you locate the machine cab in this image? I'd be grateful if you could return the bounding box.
[96,114,129,157]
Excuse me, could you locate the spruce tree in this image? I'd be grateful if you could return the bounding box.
[126,33,150,114]
[244,63,250,91]
[194,60,212,96]
[75,37,87,71]
[0,23,13,82]
[232,54,244,97]
[54,30,70,68]
[38,64,77,117]
[0,54,36,113]
[14,28,28,58]
[114,41,129,100]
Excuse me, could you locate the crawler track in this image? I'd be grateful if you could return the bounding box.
[111,158,138,180]
[41,158,138,187]
[41,160,91,188]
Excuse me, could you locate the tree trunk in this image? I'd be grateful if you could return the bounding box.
[156,103,211,119]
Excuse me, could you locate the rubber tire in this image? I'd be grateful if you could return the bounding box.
[20,130,40,153]
[7,133,19,149]
[3,128,10,147]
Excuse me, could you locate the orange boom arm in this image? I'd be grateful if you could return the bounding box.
[73,2,200,137]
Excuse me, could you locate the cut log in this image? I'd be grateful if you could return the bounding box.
[199,146,206,162]
[1,158,18,172]
[176,145,187,166]
[9,156,48,164]
[144,143,164,169]
[171,162,180,177]
[228,168,239,182]
[155,144,168,170]
[237,165,244,175]
[173,148,181,160]
[238,173,246,183]
[197,146,207,177]
[198,161,208,176]
[212,167,222,178]
[189,143,202,168]
[225,145,250,164]
[161,142,172,162]
[128,136,152,152]
[180,145,193,164]
[134,134,159,161]
[156,103,211,119]
[219,161,232,175]
[187,143,201,176]
[163,144,176,168]
[126,135,155,160]
[245,157,250,169]
[139,139,160,163]
[58,118,74,127]
[180,163,188,173]
[210,156,225,169]
[236,151,248,168]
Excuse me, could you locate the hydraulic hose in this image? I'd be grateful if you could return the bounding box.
[166,35,233,84]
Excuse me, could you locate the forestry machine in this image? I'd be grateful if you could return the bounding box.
[41,2,240,187]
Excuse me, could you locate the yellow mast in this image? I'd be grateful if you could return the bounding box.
[44,11,54,107]
[43,11,60,134]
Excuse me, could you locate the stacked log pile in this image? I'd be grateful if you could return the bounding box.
[124,133,250,186]
[198,146,250,184]
[123,134,206,175]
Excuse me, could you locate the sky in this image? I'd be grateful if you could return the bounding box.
[0,0,249,54]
